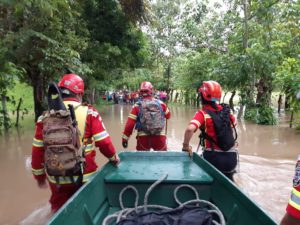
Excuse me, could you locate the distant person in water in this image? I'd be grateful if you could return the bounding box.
[122,81,171,151]
[182,80,238,181]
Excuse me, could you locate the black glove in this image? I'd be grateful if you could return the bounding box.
[182,144,193,157]
[122,140,128,148]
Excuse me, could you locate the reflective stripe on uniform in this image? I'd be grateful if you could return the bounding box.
[47,171,97,184]
[165,108,170,114]
[128,113,137,120]
[83,144,94,154]
[63,101,88,145]
[32,138,44,147]
[289,188,300,211]
[32,168,45,176]
[122,134,129,140]
[190,119,200,127]
[109,154,116,161]
[137,130,166,136]
[203,148,238,153]
[204,114,210,119]
[93,131,109,142]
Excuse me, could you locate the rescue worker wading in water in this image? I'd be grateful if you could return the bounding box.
[122,81,171,151]
[31,74,120,213]
[182,80,238,181]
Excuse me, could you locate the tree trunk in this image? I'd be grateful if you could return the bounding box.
[196,93,200,108]
[15,97,23,127]
[222,91,227,103]
[285,95,290,111]
[237,104,244,120]
[169,89,174,102]
[1,94,9,130]
[229,91,236,112]
[32,74,46,122]
[289,111,294,128]
[277,94,282,114]
[166,62,171,99]
[174,92,179,103]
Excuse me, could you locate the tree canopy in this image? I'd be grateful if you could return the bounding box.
[0,0,300,129]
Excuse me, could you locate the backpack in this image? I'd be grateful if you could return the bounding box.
[116,205,212,225]
[136,99,165,135]
[42,82,85,181]
[200,103,237,151]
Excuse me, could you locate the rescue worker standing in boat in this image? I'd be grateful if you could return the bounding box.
[182,80,238,181]
[31,73,120,212]
[122,81,171,151]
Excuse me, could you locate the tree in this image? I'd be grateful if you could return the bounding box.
[4,0,89,120]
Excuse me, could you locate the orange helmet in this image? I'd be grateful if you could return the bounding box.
[199,80,222,102]
[140,81,153,95]
[58,74,84,95]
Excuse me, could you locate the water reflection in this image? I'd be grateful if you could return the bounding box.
[0,104,298,224]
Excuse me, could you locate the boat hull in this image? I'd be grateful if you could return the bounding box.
[46,151,277,225]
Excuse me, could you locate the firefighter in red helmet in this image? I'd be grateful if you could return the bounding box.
[182,80,238,181]
[122,81,171,151]
[31,73,120,213]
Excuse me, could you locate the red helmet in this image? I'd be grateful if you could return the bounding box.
[199,80,222,102]
[58,74,84,95]
[140,81,153,95]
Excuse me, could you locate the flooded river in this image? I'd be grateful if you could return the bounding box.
[0,104,298,224]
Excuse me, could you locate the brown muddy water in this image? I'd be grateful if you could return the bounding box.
[0,104,298,225]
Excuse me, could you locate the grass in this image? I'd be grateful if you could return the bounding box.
[7,81,34,111]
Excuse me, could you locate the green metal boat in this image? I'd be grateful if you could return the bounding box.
[46,151,278,225]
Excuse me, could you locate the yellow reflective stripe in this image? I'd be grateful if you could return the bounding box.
[292,187,300,198]
[128,114,137,120]
[204,114,210,119]
[190,119,200,127]
[109,154,116,161]
[122,134,129,140]
[32,138,44,147]
[63,102,88,145]
[288,188,300,210]
[289,198,300,211]
[165,108,170,114]
[93,131,109,142]
[37,115,44,123]
[47,171,97,184]
[32,168,45,176]
[83,144,94,153]
[137,131,166,136]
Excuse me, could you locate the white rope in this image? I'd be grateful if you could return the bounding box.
[102,175,226,225]
[174,184,199,205]
[143,174,168,211]
[119,185,139,210]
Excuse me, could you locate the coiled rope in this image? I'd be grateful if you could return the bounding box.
[102,174,225,225]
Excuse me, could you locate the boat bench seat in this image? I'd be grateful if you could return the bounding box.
[104,152,214,208]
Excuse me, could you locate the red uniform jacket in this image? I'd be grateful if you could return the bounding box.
[189,104,237,150]
[31,99,117,184]
[122,96,171,141]
[286,155,300,219]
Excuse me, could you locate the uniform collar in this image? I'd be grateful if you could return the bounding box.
[203,104,222,111]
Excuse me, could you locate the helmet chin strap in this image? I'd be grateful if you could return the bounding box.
[76,93,83,103]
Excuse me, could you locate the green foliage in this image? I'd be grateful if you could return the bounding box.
[244,106,277,125]
[81,0,149,92]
